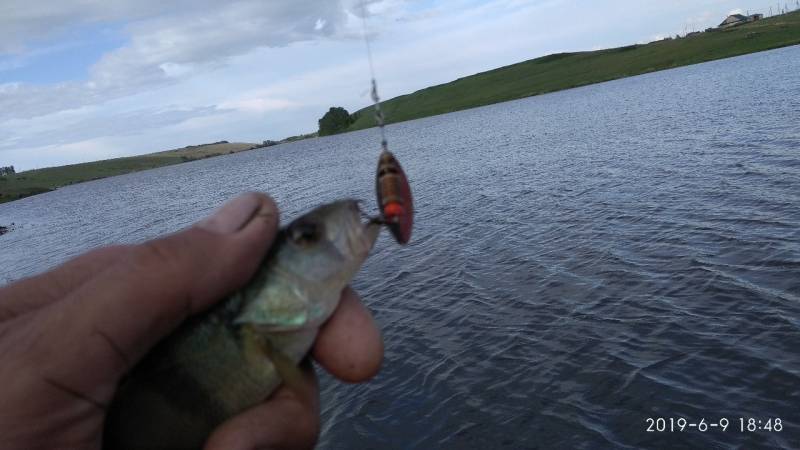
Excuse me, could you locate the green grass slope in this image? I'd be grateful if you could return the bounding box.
[0,142,257,204]
[349,11,800,130]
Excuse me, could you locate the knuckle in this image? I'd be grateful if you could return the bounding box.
[130,240,182,274]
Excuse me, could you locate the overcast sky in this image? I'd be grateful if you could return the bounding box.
[0,0,793,170]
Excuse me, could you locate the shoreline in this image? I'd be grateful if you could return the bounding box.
[0,141,268,205]
[0,133,318,205]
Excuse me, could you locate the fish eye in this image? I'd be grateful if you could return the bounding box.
[288,220,322,246]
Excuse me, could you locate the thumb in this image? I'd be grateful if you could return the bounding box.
[33,192,279,396]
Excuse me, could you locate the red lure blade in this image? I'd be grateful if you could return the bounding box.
[376,150,413,244]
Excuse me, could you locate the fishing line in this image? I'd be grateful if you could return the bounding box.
[358,0,389,153]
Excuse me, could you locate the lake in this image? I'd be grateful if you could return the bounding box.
[2,45,799,449]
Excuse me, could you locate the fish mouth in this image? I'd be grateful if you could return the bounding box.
[343,200,380,258]
[358,220,381,255]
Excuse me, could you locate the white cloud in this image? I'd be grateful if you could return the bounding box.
[158,62,196,78]
[1,1,177,54]
[0,0,256,55]
[217,97,298,114]
[1,1,361,121]
[90,2,349,87]
[0,104,219,150]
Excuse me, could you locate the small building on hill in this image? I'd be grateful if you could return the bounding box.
[718,13,764,28]
[719,14,748,28]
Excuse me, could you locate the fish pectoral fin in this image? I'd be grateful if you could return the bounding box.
[264,343,313,403]
[241,325,313,404]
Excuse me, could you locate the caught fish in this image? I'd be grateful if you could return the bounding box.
[104,200,381,450]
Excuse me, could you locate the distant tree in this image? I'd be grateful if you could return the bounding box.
[0,166,14,176]
[318,107,354,136]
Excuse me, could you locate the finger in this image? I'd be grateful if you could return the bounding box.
[312,287,384,382]
[33,193,280,390]
[204,361,320,450]
[0,245,130,321]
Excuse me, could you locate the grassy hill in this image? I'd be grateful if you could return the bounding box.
[348,11,800,130]
[0,142,258,204]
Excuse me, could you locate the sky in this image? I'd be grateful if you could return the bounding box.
[1,0,796,171]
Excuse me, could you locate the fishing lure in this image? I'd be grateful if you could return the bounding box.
[376,150,413,244]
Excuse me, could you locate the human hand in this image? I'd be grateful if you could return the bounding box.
[0,192,383,450]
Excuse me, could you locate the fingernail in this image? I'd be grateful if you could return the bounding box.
[197,193,263,234]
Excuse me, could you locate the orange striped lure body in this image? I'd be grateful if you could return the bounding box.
[376,150,413,244]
